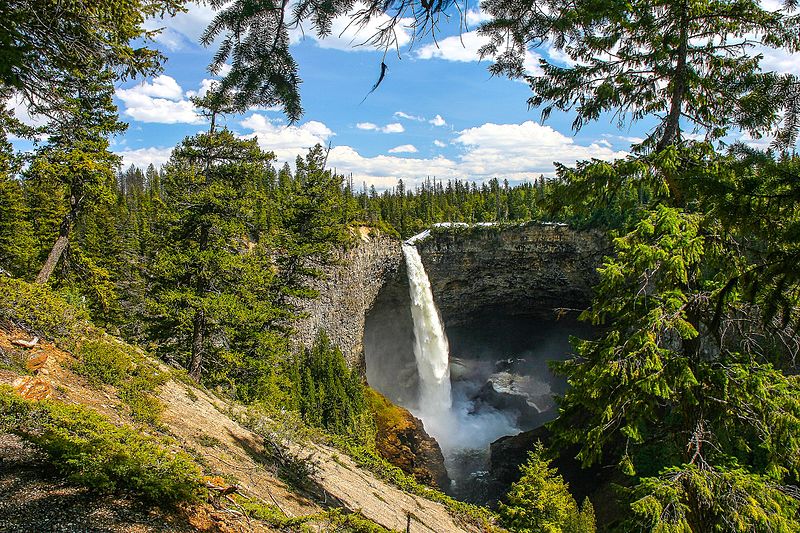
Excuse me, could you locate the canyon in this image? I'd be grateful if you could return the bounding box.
[295,223,606,502]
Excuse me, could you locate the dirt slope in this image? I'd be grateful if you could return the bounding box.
[0,329,481,532]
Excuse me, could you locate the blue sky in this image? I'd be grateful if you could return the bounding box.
[15,2,800,190]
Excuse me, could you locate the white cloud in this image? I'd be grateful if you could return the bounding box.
[239,114,334,162]
[328,120,627,189]
[383,122,404,133]
[394,111,424,121]
[417,31,488,63]
[453,121,626,177]
[144,2,217,50]
[429,114,446,127]
[738,131,774,149]
[357,121,404,133]
[416,31,543,76]
[388,144,418,153]
[113,118,627,189]
[292,4,413,52]
[217,63,233,76]
[185,78,219,99]
[116,147,174,169]
[134,75,184,100]
[759,46,800,76]
[7,94,47,128]
[465,9,493,27]
[327,146,458,189]
[433,139,447,147]
[116,75,205,125]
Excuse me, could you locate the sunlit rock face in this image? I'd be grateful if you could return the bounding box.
[292,228,403,368]
[368,389,450,490]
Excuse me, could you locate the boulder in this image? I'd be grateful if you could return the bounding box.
[470,370,555,429]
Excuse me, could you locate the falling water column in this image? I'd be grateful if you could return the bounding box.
[402,243,452,433]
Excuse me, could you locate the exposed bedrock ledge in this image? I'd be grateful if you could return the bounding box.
[414,224,607,326]
[292,229,403,368]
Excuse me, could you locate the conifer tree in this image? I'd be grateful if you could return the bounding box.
[0,0,183,116]
[500,442,596,533]
[480,0,800,152]
[0,126,34,276]
[24,68,124,284]
[146,128,280,381]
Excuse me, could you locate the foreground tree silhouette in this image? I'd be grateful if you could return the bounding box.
[0,0,182,117]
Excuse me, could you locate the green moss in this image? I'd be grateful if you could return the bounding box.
[197,433,221,448]
[234,496,394,533]
[364,387,410,431]
[0,385,204,505]
[73,337,167,426]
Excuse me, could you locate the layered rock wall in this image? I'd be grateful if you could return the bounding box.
[414,223,606,325]
[292,229,403,367]
[297,223,605,369]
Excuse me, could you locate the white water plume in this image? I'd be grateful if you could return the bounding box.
[403,243,452,419]
[402,242,521,458]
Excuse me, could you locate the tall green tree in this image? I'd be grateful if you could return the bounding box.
[480,0,799,154]
[24,69,125,284]
[273,144,352,301]
[146,129,281,381]
[0,118,34,276]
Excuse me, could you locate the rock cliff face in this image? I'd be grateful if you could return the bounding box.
[367,389,451,490]
[292,228,403,368]
[415,223,606,326]
[298,223,605,371]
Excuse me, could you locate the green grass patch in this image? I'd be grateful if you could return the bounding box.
[234,495,393,533]
[74,339,133,386]
[0,385,204,505]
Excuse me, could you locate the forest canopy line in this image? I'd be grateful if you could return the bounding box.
[1,0,800,532]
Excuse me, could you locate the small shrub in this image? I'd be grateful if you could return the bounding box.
[120,381,165,425]
[73,338,167,426]
[74,339,133,386]
[234,496,392,533]
[0,278,89,347]
[197,433,221,448]
[0,385,204,505]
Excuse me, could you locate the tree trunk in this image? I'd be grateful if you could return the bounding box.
[188,307,206,381]
[188,223,211,382]
[655,0,690,204]
[35,199,80,284]
[657,0,689,153]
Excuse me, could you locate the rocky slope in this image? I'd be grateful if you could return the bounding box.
[0,328,485,533]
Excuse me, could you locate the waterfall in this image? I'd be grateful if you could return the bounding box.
[402,243,452,427]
